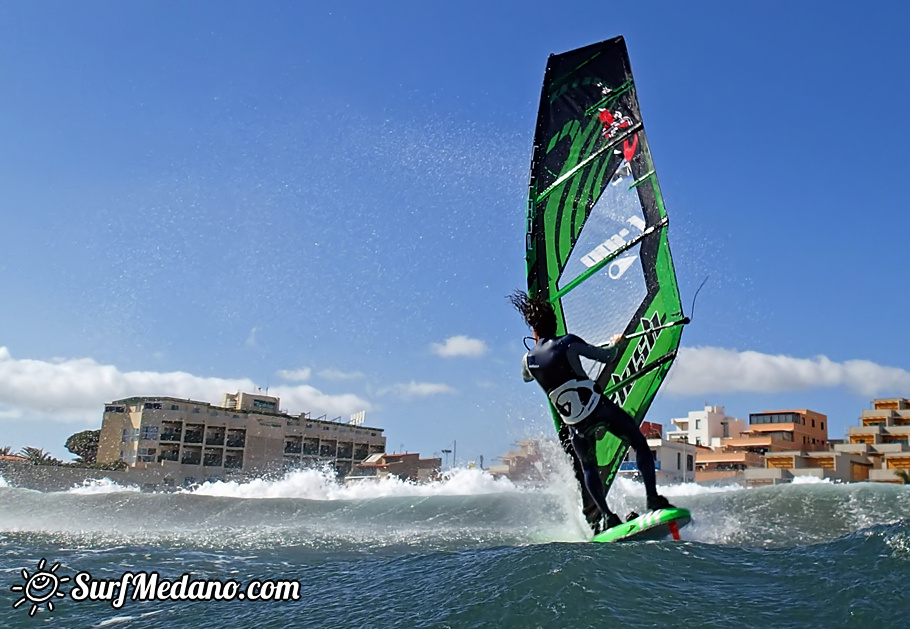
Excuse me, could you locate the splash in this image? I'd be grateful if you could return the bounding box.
[66,478,141,495]
[791,475,832,485]
[189,466,526,500]
[0,475,8,488]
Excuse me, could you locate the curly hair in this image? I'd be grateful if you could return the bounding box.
[509,289,557,337]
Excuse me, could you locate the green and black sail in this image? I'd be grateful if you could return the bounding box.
[525,36,686,530]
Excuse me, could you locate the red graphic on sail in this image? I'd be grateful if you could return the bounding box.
[599,109,632,140]
[622,135,638,162]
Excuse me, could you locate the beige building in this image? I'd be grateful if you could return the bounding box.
[840,397,910,483]
[98,391,386,486]
[488,440,544,481]
[348,452,442,483]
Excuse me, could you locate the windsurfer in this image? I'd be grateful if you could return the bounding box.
[511,290,674,531]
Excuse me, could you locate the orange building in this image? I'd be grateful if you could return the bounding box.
[722,409,829,454]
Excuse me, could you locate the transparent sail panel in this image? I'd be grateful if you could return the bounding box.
[558,162,646,373]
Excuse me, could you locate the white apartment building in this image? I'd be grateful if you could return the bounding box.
[667,405,746,448]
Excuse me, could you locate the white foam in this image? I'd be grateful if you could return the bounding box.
[67,478,141,494]
[96,617,135,628]
[188,465,526,500]
[0,476,9,488]
[791,475,832,485]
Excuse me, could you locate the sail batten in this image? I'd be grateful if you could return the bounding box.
[524,36,685,529]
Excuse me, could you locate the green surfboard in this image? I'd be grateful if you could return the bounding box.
[591,507,691,543]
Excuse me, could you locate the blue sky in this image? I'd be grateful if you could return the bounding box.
[1,1,909,463]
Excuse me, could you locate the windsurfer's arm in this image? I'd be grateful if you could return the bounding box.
[568,334,620,366]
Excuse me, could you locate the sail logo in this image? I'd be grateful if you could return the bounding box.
[610,312,664,407]
[580,215,646,279]
[599,109,632,139]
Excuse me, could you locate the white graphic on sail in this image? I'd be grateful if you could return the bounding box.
[580,215,645,280]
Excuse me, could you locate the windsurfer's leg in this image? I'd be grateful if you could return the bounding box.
[569,426,615,519]
[602,405,660,498]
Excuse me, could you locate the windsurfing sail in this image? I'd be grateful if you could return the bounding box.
[525,36,686,530]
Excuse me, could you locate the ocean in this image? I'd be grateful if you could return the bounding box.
[2,456,909,629]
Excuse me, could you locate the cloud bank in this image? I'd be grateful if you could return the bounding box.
[667,346,910,397]
[0,347,371,423]
[430,335,488,358]
[318,368,365,381]
[379,381,456,399]
[277,367,312,382]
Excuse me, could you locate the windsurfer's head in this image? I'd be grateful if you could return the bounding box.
[509,290,557,338]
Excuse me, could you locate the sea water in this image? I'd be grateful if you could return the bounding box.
[2,456,909,628]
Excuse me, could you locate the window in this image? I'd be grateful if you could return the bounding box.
[252,399,277,411]
[143,402,162,410]
[170,405,180,411]
[687,455,694,472]
[695,419,701,430]
[192,408,201,414]
[812,419,816,428]
[138,448,157,463]
[140,426,159,440]
[677,452,681,470]
[821,422,825,430]
[105,406,126,413]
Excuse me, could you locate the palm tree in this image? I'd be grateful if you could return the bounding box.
[895,469,910,484]
[18,447,61,466]
[0,446,13,456]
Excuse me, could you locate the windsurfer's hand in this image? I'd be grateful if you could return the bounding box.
[609,333,623,345]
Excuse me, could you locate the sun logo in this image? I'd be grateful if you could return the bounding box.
[11,558,70,616]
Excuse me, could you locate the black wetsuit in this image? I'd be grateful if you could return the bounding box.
[522,334,660,521]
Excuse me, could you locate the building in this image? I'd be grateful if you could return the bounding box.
[97,391,386,486]
[348,452,441,483]
[840,397,910,483]
[667,405,746,448]
[724,409,829,455]
[488,440,544,481]
[620,424,700,484]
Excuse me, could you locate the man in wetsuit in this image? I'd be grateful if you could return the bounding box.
[511,290,674,531]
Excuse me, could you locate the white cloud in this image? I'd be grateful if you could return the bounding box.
[318,368,365,381]
[666,346,910,397]
[0,347,371,423]
[271,385,372,417]
[430,335,488,358]
[277,367,312,382]
[379,381,456,399]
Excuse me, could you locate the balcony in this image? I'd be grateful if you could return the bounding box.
[183,424,204,444]
[205,428,225,446]
[226,429,246,448]
[181,447,202,466]
[285,436,302,454]
[203,448,223,467]
[224,450,244,470]
[157,447,179,463]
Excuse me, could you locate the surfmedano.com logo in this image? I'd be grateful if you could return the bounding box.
[11,557,301,615]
